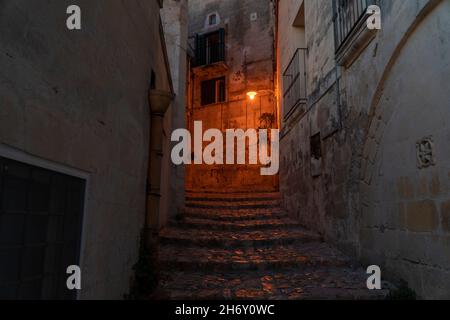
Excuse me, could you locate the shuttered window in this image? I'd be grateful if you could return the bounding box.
[195,29,225,67]
[201,77,226,106]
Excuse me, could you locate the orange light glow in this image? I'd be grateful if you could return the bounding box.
[246,91,257,100]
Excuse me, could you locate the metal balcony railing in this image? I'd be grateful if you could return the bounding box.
[283,48,307,119]
[333,0,377,53]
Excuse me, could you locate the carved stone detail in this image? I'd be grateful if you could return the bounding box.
[416,136,435,169]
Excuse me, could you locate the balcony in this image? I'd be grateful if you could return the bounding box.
[333,0,379,66]
[282,48,307,120]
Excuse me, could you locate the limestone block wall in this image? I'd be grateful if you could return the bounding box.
[186,0,279,192]
[0,0,170,299]
[279,0,450,298]
[357,0,450,299]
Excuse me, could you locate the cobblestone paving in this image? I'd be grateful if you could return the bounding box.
[156,192,390,300]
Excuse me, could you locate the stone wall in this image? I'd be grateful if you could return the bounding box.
[160,0,189,227]
[0,0,171,299]
[186,0,279,192]
[278,0,450,298]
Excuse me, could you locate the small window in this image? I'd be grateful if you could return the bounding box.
[310,133,322,160]
[310,133,322,177]
[201,77,226,106]
[209,14,217,26]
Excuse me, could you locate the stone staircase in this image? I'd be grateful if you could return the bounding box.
[156,192,389,300]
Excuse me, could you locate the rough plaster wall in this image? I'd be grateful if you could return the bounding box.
[280,0,342,243]
[279,0,450,298]
[186,0,279,192]
[304,0,335,95]
[0,0,169,299]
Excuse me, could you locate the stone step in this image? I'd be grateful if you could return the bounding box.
[159,243,351,272]
[185,196,280,203]
[157,189,393,300]
[185,191,280,201]
[171,217,301,231]
[159,227,322,248]
[185,201,280,210]
[182,207,287,221]
[186,197,280,204]
[158,268,390,300]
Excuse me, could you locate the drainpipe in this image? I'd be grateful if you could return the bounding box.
[146,89,174,246]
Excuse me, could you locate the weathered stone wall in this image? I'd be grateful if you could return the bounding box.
[186,0,279,192]
[357,0,450,299]
[0,0,170,299]
[160,0,188,227]
[278,0,450,298]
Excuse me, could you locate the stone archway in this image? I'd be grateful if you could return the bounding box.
[358,0,450,299]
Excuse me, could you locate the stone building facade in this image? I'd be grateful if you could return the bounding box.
[0,0,184,299]
[277,0,450,298]
[186,0,279,192]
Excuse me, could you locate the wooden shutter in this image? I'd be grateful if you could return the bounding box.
[195,34,206,66]
[219,28,225,62]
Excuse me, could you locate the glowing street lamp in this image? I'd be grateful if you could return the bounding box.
[246,91,257,101]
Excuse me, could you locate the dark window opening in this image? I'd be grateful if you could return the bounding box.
[201,77,226,106]
[310,133,322,160]
[0,157,86,300]
[209,14,217,26]
[195,29,225,67]
[218,78,226,102]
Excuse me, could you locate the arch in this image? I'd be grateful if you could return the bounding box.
[356,0,450,298]
[205,12,220,28]
[360,0,443,184]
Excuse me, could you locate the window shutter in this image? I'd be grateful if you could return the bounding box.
[195,34,200,66]
[201,79,216,106]
[219,28,225,62]
[196,34,206,66]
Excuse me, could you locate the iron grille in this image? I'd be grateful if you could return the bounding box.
[333,0,377,53]
[283,48,307,119]
[0,157,85,300]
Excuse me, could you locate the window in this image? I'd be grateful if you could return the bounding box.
[195,29,225,67]
[310,133,322,160]
[201,77,226,106]
[0,157,86,299]
[209,14,217,26]
[310,133,322,177]
[333,0,377,53]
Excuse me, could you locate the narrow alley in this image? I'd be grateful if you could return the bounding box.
[1,0,449,303]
